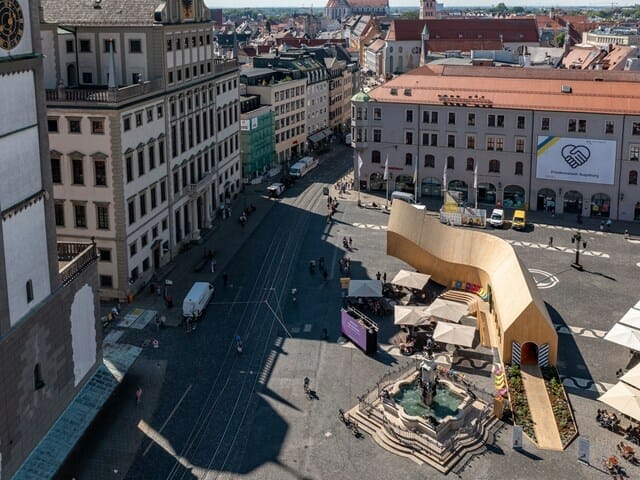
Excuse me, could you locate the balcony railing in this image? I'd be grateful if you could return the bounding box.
[58,242,98,287]
[46,78,164,105]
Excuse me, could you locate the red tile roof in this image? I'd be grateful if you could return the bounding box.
[348,0,388,7]
[386,18,539,43]
[366,65,640,114]
[425,39,502,53]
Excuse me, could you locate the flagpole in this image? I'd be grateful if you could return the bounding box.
[384,154,389,209]
[414,162,418,203]
[357,152,363,206]
[474,163,478,209]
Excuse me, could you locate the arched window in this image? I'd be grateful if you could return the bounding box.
[405,153,413,166]
[371,150,381,163]
[34,364,44,390]
[630,170,638,185]
[489,159,500,173]
[26,279,33,303]
[515,161,523,175]
[466,157,474,171]
[424,154,435,168]
[446,156,455,169]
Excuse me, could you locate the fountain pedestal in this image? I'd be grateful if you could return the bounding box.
[420,355,438,406]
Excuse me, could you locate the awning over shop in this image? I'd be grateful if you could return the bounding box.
[13,343,142,480]
[393,305,432,326]
[425,298,469,324]
[599,382,640,421]
[348,280,383,298]
[308,128,333,143]
[604,323,640,351]
[391,269,431,290]
[433,321,477,348]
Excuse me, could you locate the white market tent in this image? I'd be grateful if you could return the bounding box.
[619,301,640,330]
[425,298,469,324]
[604,323,640,351]
[432,321,477,348]
[391,270,432,290]
[393,305,432,326]
[621,363,640,389]
[348,280,383,298]
[599,382,640,421]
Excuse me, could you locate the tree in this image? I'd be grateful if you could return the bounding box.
[401,11,419,19]
[490,2,509,14]
[265,20,272,33]
[554,32,566,48]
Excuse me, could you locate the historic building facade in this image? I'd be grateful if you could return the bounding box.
[352,65,640,221]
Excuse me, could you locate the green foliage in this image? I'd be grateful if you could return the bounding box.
[554,32,566,48]
[400,11,419,19]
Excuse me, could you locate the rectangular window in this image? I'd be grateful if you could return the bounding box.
[141,233,148,248]
[496,137,504,151]
[431,111,438,123]
[541,117,550,131]
[466,135,475,149]
[160,179,167,202]
[135,111,143,127]
[467,113,475,126]
[517,116,525,129]
[48,118,59,133]
[95,160,107,186]
[51,158,62,183]
[129,39,143,53]
[605,120,614,134]
[103,39,115,52]
[126,155,133,183]
[150,185,157,209]
[98,249,111,262]
[129,241,137,257]
[158,140,165,164]
[79,39,91,52]
[96,204,109,229]
[123,116,131,131]
[488,114,495,127]
[72,159,84,184]
[430,133,438,147]
[54,202,65,226]
[515,137,525,153]
[131,267,139,281]
[128,199,135,225]
[166,39,172,51]
[406,110,413,122]
[374,108,381,120]
[148,145,155,170]
[568,118,576,132]
[74,204,87,228]
[100,275,113,288]
[66,39,74,53]
[487,137,495,151]
[578,119,587,133]
[630,145,640,160]
[497,115,504,128]
[91,119,104,134]
[173,171,179,194]
[68,118,81,134]
[82,72,93,84]
[152,225,158,239]
[137,150,145,176]
[405,131,413,145]
[373,129,381,142]
[633,123,640,136]
[448,112,455,125]
[139,192,147,217]
[147,108,153,123]
[447,134,455,148]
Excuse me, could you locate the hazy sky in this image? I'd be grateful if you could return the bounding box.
[207,1,637,8]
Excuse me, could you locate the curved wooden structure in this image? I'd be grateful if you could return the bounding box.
[387,202,557,366]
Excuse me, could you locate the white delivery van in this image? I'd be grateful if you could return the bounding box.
[391,191,416,204]
[289,161,306,178]
[267,182,285,198]
[488,208,504,228]
[183,282,215,318]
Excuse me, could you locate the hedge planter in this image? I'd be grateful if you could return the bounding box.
[541,366,578,447]
[505,364,537,442]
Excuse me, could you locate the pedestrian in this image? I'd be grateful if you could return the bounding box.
[210,257,217,273]
[383,272,387,283]
[136,386,143,404]
[322,327,328,340]
[155,315,161,331]
[606,218,612,231]
[348,236,353,248]
[548,236,553,247]
[338,258,344,272]
[376,271,382,281]
[223,272,229,287]
[600,220,605,231]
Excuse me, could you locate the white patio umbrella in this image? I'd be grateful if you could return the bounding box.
[621,364,640,389]
[393,305,432,326]
[348,280,383,298]
[604,323,640,351]
[432,321,477,348]
[599,382,640,421]
[391,270,432,290]
[426,298,469,324]
[619,303,640,330]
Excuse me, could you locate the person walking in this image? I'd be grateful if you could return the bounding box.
[383,272,387,283]
[348,236,353,248]
[136,386,143,405]
[548,236,553,247]
[376,271,382,281]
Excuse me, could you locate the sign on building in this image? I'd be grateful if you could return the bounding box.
[535,136,616,185]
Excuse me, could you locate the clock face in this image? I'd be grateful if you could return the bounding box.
[0,0,24,51]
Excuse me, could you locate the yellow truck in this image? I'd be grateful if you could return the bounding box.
[512,210,526,230]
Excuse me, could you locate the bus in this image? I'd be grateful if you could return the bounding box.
[289,156,318,178]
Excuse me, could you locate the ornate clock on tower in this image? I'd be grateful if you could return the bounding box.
[0,0,24,51]
[181,0,194,20]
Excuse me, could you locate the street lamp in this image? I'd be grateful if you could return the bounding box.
[571,231,587,271]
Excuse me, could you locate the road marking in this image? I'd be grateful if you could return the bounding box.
[532,223,605,235]
[303,323,312,333]
[555,324,608,339]
[528,268,559,289]
[352,222,387,230]
[507,239,610,258]
[291,327,301,333]
[142,384,192,456]
[561,376,615,394]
